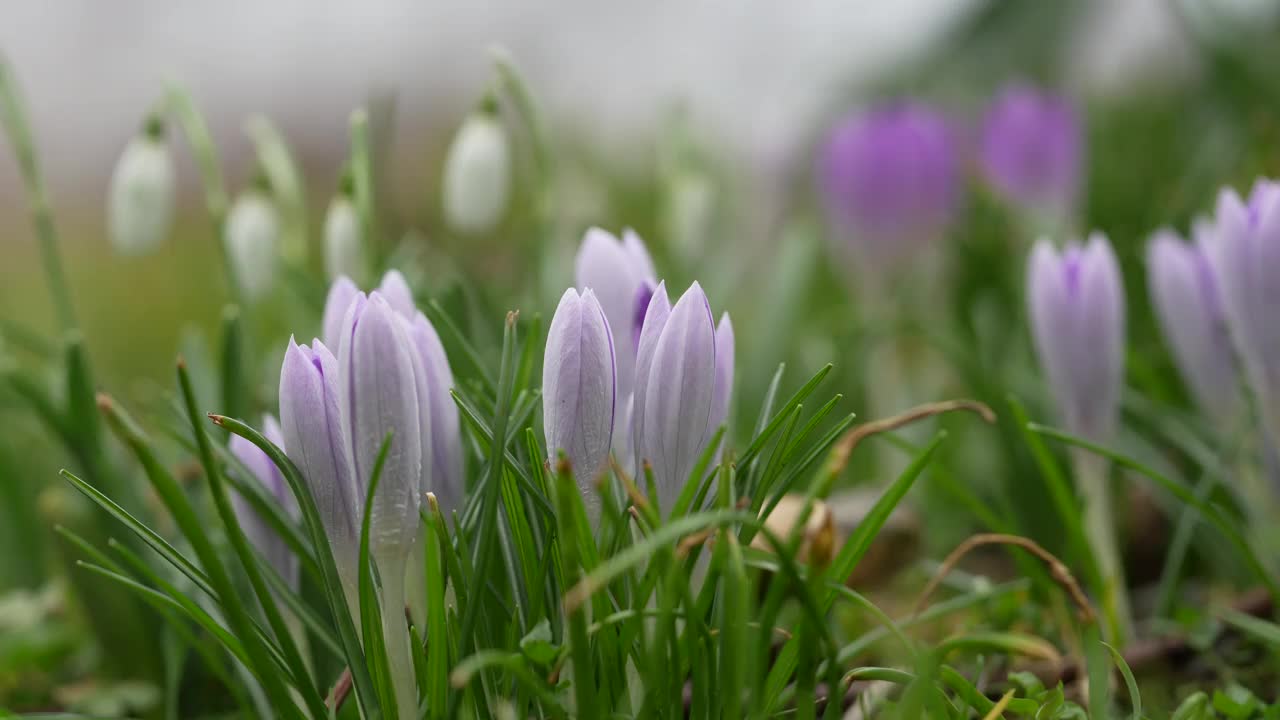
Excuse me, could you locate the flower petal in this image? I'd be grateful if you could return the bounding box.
[322,276,360,350]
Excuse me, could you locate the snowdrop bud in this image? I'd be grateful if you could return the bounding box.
[442,106,511,234]
[817,102,959,269]
[634,282,718,511]
[225,188,281,300]
[979,84,1083,220]
[574,227,657,403]
[107,117,175,256]
[1146,223,1239,422]
[229,415,299,591]
[543,288,617,498]
[324,191,363,282]
[336,292,424,562]
[1026,233,1126,441]
[1208,179,1280,432]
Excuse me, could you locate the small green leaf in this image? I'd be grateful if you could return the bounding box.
[519,619,559,665]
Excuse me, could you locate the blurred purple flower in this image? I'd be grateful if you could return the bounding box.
[543,288,617,501]
[1026,233,1126,440]
[229,414,299,591]
[574,228,656,402]
[632,281,733,512]
[1208,179,1280,435]
[979,84,1083,218]
[817,102,960,268]
[1146,223,1239,422]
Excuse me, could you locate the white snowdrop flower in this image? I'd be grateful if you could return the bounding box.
[323,193,363,282]
[442,108,511,234]
[107,120,175,256]
[225,188,281,300]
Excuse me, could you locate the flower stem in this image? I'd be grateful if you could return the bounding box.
[378,557,418,720]
[1072,447,1131,645]
[0,57,77,331]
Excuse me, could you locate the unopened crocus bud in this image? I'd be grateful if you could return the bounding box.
[1147,223,1239,422]
[107,118,175,256]
[711,313,735,436]
[1027,233,1126,441]
[817,102,959,269]
[324,192,363,282]
[633,282,729,512]
[442,107,511,234]
[1208,179,1280,436]
[543,288,617,500]
[574,228,657,403]
[229,415,299,591]
[979,84,1083,220]
[225,188,281,300]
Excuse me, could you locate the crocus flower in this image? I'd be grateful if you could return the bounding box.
[632,281,733,512]
[107,118,175,256]
[442,107,511,234]
[574,227,657,403]
[1147,223,1239,423]
[229,415,299,591]
[321,271,464,512]
[225,188,281,300]
[1208,179,1280,436]
[324,192,364,282]
[979,84,1083,219]
[1026,233,1125,441]
[543,288,616,499]
[817,102,960,269]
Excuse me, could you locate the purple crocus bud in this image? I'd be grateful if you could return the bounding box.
[335,292,424,562]
[401,311,464,514]
[818,102,960,269]
[574,227,657,402]
[979,84,1083,218]
[543,288,617,499]
[376,269,417,319]
[1026,233,1126,441]
[322,275,360,350]
[230,415,300,591]
[1147,223,1239,422]
[278,338,359,587]
[1208,179,1280,433]
[710,313,735,436]
[633,282,718,511]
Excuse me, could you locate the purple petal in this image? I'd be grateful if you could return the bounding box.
[279,338,359,572]
[1147,228,1239,421]
[321,276,360,350]
[575,228,655,401]
[979,84,1082,214]
[338,293,423,558]
[710,312,735,439]
[378,270,417,319]
[403,312,464,515]
[631,281,672,473]
[542,288,617,501]
[638,282,716,511]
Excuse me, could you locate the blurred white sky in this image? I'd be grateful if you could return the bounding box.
[0,1,982,200]
[0,0,1213,207]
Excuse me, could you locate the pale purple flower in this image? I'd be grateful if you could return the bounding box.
[1208,179,1280,432]
[1027,233,1126,441]
[1147,223,1239,422]
[632,282,733,511]
[229,414,299,591]
[320,271,464,513]
[980,84,1083,217]
[542,288,617,494]
[818,102,960,269]
[574,227,656,402]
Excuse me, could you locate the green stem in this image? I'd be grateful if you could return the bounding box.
[164,81,243,303]
[1072,447,1131,645]
[377,556,418,720]
[0,57,77,331]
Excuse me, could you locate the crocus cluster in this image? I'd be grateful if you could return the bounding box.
[544,229,734,515]
[229,414,299,592]
[817,102,960,270]
[280,270,462,593]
